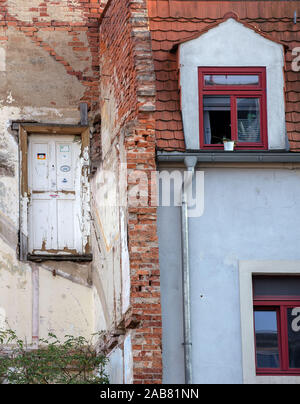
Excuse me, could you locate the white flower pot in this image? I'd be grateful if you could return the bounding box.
[223,141,235,151]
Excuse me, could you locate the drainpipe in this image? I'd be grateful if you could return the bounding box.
[32,266,39,348]
[181,156,197,384]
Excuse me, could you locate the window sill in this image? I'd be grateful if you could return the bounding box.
[200,145,267,151]
[27,254,93,262]
[257,371,300,376]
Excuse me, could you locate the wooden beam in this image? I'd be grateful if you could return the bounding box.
[19,125,28,197]
[81,127,90,154]
[20,123,88,135]
[27,254,93,262]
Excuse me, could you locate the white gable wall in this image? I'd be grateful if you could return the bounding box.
[179,18,286,150]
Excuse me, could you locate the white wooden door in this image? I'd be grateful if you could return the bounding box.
[28,135,83,256]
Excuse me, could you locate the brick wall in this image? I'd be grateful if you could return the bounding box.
[0,0,104,112]
[100,0,162,384]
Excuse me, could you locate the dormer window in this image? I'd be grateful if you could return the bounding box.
[178,16,286,151]
[199,67,268,150]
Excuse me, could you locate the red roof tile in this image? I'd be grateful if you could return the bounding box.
[148,0,300,151]
[170,12,288,52]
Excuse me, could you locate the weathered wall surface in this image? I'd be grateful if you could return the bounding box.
[0,0,163,383]
[90,0,134,343]
[158,166,300,384]
[0,0,106,343]
[97,0,162,384]
[91,139,128,332]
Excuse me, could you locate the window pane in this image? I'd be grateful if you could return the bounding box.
[237,98,261,143]
[287,307,300,368]
[253,276,300,298]
[203,96,231,144]
[254,310,280,369]
[204,75,259,86]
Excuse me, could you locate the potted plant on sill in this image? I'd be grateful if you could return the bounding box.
[223,137,235,151]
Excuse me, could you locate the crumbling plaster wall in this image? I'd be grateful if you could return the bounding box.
[0,0,106,343]
[91,0,134,347]
[91,137,129,332]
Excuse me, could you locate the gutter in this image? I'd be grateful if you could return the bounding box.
[157,151,300,164]
[181,156,197,384]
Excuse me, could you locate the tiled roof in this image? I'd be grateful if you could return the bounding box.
[148,0,300,151]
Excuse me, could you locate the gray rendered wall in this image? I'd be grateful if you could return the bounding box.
[158,167,300,384]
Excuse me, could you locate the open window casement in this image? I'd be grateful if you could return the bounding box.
[19,124,92,261]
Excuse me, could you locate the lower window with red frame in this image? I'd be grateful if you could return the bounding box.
[253,276,300,375]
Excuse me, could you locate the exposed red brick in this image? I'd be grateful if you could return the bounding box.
[100,0,162,384]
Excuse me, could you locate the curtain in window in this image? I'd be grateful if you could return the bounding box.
[203,111,212,144]
[237,98,260,142]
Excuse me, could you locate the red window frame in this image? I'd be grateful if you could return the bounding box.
[254,294,300,376]
[198,67,268,150]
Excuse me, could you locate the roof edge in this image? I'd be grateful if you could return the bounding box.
[170,12,289,53]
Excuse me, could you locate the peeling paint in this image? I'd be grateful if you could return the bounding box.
[0,247,25,277]
[79,145,91,254]
[0,307,6,331]
[121,209,130,314]
[0,47,5,72]
[124,333,133,384]
[20,194,29,239]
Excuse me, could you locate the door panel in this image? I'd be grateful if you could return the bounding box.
[31,199,50,250]
[31,142,50,191]
[56,142,74,192]
[57,199,75,250]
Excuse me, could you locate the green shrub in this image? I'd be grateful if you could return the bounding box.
[0,329,109,384]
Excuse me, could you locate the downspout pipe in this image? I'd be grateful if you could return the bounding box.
[181,156,197,384]
[32,265,39,348]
